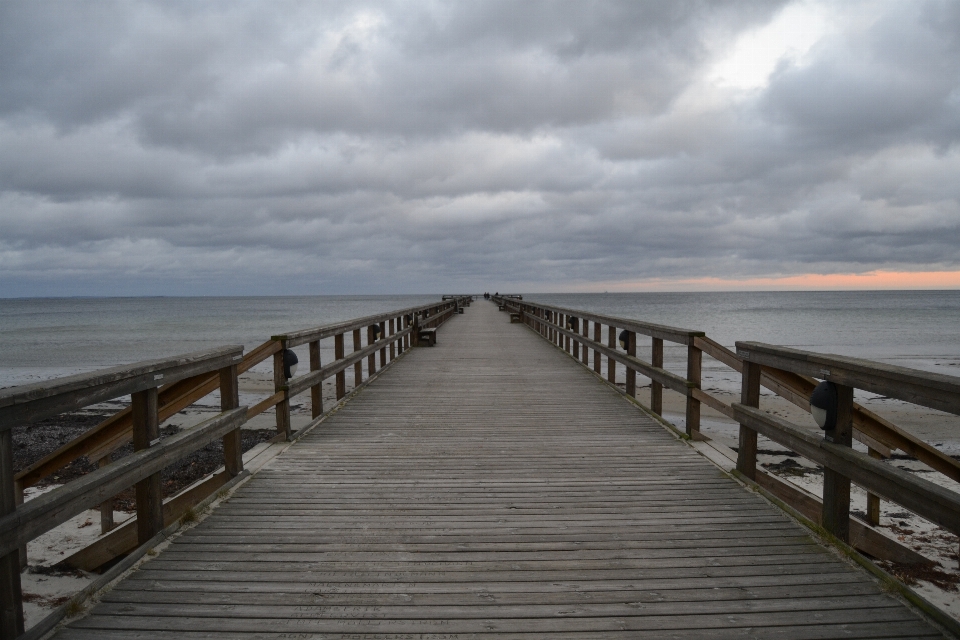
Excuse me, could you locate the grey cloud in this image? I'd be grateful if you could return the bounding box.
[1,0,959,296]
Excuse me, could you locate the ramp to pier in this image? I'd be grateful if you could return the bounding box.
[53,302,942,638]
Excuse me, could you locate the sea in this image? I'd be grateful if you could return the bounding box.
[2,291,960,391]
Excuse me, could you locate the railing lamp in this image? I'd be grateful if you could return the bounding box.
[618,329,629,351]
[283,349,299,379]
[567,316,579,331]
[370,324,382,340]
[810,380,838,431]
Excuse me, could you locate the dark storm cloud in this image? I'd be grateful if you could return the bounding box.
[1,0,958,296]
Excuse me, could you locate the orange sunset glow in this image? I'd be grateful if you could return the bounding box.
[593,270,960,292]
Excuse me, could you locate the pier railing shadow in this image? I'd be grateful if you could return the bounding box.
[0,296,470,639]
[492,295,960,570]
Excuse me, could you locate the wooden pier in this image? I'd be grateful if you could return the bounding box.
[42,301,946,638]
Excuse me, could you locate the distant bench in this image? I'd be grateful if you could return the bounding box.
[418,327,437,346]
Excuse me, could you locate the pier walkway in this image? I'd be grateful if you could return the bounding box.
[52,302,943,638]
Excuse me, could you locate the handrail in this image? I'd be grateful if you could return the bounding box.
[0,346,243,431]
[1,347,249,638]
[737,341,960,415]
[734,340,960,547]
[273,300,460,347]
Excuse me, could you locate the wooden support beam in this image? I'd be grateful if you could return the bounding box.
[607,326,616,384]
[593,321,602,374]
[272,343,291,441]
[379,321,387,368]
[335,334,346,400]
[220,365,241,478]
[98,455,114,534]
[389,319,396,360]
[868,447,882,526]
[353,329,362,386]
[581,320,589,365]
[132,387,162,546]
[625,331,637,398]
[0,429,24,638]
[823,383,854,543]
[309,340,322,419]
[737,361,761,481]
[651,338,663,416]
[367,326,377,376]
[686,344,702,438]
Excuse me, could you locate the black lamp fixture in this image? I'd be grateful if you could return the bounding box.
[809,380,838,431]
[370,324,382,340]
[618,329,629,351]
[282,349,299,379]
[567,316,579,331]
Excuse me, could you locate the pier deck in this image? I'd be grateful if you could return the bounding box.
[52,302,942,638]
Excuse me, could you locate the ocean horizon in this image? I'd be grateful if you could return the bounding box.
[3,290,960,390]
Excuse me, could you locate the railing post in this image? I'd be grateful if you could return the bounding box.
[625,331,637,398]
[867,448,881,526]
[132,387,163,545]
[736,361,761,480]
[309,340,323,419]
[686,343,702,438]
[389,319,396,360]
[98,455,114,533]
[220,364,242,477]
[14,484,24,570]
[593,322,602,374]
[353,329,362,386]
[272,342,292,440]
[823,383,854,543]
[0,428,25,638]
[607,326,616,383]
[412,314,421,347]
[581,319,589,365]
[379,321,387,367]
[367,326,377,377]
[572,318,580,360]
[651,338,663,416]
[335,333,346,400]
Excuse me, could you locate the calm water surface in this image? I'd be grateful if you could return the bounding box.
[2,291,959,389]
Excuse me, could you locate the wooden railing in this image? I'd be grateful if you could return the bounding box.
[733,343,960,546]
[492,295,960,567]
[492,295,705,435]
[0,297,469,639]
[0,346,246,638]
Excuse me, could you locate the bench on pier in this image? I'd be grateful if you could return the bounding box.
[510,313,522,323]
[418,327,437,346]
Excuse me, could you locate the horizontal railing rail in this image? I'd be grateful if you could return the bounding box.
[491,294,960,567]
[0,346,244,432]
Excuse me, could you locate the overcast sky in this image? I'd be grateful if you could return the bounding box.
[1,1,959,296]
